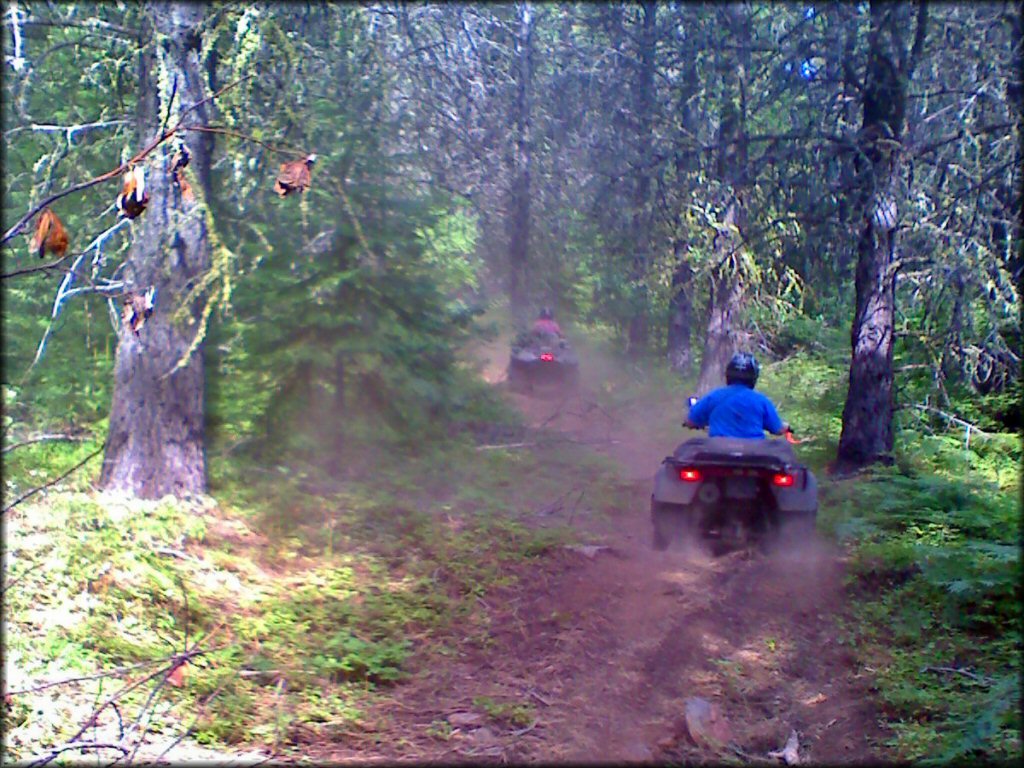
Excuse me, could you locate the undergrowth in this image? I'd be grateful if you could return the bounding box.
[2,387,628,760]
[771,351,1021,763]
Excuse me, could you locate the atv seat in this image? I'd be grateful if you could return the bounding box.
[671,436,797,469]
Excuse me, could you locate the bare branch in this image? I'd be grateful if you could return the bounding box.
[2,74,256,246]
[1,447,102,515]
[2,432,92,454]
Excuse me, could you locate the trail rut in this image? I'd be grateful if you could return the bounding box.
[497,378,885,763]
[311,337,887,764]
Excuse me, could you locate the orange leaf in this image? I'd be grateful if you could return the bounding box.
[167,662,187,687]
[30,208,69,259]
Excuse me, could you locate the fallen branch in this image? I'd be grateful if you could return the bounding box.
[26,742,128,765]
[911,404,992,437]
[922,665,994,685]
[0,560,45,598]
[526,689,552,707]
[6,657,170,696]
[475,441,535,451]
[510,719,539,737]
[2,432,91,454]
[1,446,102,515]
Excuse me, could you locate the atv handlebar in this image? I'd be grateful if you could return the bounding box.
[685,394,809,441]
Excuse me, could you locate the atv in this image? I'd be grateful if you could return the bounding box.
[650,405,818,553]
[508,330,580,394]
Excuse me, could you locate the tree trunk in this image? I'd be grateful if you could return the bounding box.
[627,0,657,354]
[695,200,746,395]
[836,1,927,471]
[507,1,533,325]
[667,241,694,375]
[666,26,700,376]
[100,2,214,498]
[695,5,750,394]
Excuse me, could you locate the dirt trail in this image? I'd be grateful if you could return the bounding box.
[467,336,886,763]
[310,335,886,764]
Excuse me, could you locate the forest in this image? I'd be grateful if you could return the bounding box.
[2,1,1020,764]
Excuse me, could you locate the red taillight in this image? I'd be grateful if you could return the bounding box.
[772,473,796,487]
[540,352,554,362]
[679,468,702,482]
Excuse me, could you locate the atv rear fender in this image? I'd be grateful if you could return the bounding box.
[652,437,818,514]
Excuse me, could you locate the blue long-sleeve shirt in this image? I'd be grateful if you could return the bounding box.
[687,384,784,439]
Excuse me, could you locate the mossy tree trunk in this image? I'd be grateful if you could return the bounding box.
[836,1,928,471]
[100,2,214,498]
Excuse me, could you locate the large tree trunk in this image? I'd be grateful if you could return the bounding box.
[666,27,700,376]
[627,0,657,354]
[836,1,927,471]
[507,1,533,326]
[695,5,750,394]
[695,201,746,395]
[100,2,214,498]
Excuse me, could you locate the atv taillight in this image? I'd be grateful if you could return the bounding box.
[540,352,554,362]
[679,468,702,482]
[772,472,796,487]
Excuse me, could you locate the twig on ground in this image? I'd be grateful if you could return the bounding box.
[2,432,91,454]
[510,719,539,737]
[527,689,552,707]
[475,441,535,451]
[0,560,45,597]
[6,657,169,696]
[1,446,102,515]
[26,742,128,766]
[152,670,237,762]
[154,547,198,561]
[566,489,586,527]
[922,665,993,685]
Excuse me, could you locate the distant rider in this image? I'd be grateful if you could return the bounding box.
[685,353,790,439]
[531,307,563,338]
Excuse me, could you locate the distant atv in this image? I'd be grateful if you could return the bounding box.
[508,330,580,394]
[650,414,817,553]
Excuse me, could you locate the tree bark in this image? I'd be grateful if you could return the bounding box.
[667,245,694,375]
[666,21,700,376]
[836,1,927,471]
[507,1,533,325]
[100,2,214,498]
[627,0,657,354]
[695,5,750,395]
[695,200,746,395]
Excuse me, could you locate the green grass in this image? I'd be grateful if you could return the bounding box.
[3,322,1019,763]
[768,352,1021,763]
[2,381,629,760]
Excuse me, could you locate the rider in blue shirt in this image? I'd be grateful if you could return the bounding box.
[685,353,790,439]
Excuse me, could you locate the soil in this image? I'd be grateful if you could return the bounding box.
[306,337,889,764]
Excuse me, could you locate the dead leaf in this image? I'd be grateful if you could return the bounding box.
[167,662,187,687]
[274,154,316,197]
[116,165,148,219]
[29,208,69,259]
